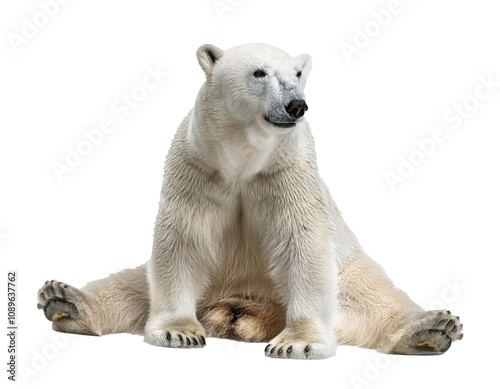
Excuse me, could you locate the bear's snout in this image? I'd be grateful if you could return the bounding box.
[285,99,308,119]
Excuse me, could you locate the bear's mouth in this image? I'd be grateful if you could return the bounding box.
[264,116,296,129]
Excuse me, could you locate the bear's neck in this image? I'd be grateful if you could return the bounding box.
[187,105,304,183]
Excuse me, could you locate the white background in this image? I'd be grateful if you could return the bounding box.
[1,0,499,388]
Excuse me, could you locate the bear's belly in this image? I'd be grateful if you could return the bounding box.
[206,222,277,302]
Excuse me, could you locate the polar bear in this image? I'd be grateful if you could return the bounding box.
[37,43,462,359]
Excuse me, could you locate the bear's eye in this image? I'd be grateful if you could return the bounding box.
[296,71,302,78]
[253,70,266,78]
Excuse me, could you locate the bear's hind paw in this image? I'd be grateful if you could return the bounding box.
[391,310,463,355]
[37,280,83,322]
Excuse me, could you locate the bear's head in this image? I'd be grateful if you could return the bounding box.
[196,43,312,132]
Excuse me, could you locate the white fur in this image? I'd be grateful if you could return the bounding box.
[37,43,463,359]
[144,43,338,357]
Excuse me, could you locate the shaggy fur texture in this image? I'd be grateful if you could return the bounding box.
[37,43,463,359]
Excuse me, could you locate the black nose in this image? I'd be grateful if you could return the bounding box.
[285,99,308,119]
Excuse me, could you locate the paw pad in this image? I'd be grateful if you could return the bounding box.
[37,280,82,322]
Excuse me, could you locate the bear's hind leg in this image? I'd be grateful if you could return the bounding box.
[335,255,463,354]
[37,264,150,336]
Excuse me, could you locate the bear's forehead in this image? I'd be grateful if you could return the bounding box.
[227,43,293,62]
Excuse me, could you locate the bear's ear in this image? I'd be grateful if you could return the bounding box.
[197,44,224,78]
[296,53,312,83]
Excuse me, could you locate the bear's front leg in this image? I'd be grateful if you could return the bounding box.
[247,169,338,360]
[143,157,235,349]
[262,227,338,359]
[144,225,209,349]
